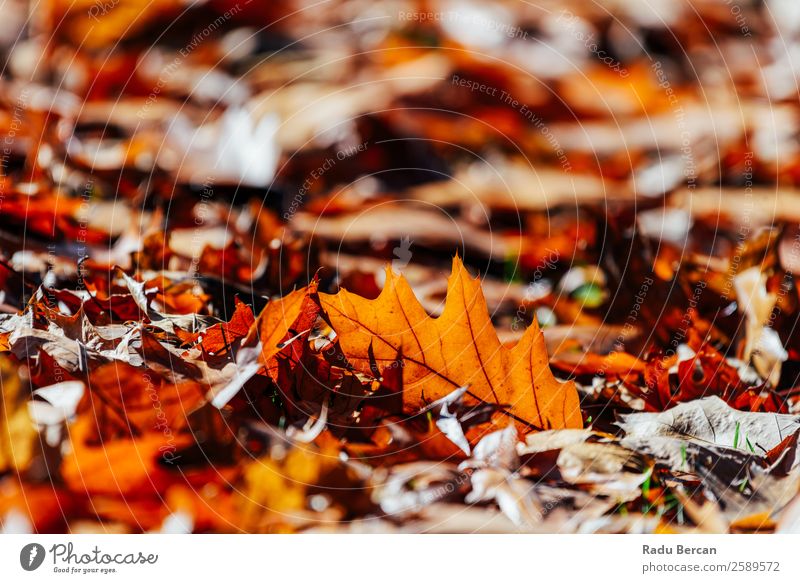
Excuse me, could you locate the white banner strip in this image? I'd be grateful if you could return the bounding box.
[1,535,798,582]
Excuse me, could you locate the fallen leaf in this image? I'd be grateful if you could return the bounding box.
[319,257,582,432]
[198,298,255,356]
[618,396,800,454]
[0,356,36,474]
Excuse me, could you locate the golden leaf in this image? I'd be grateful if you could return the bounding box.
[319,257,582,432]
[253,280,319,380]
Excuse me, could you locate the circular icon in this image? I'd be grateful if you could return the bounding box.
[20,543,46,571]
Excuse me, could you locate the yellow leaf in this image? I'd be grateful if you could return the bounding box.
[0,356,36,474]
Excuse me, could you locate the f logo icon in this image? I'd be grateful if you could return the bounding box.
[20,543,46,571]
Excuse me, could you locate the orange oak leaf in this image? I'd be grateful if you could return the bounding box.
[318,257,582,432]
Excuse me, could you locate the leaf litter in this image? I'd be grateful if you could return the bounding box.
[1,0,800,534]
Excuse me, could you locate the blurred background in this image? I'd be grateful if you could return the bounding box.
[2,1,800,326]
